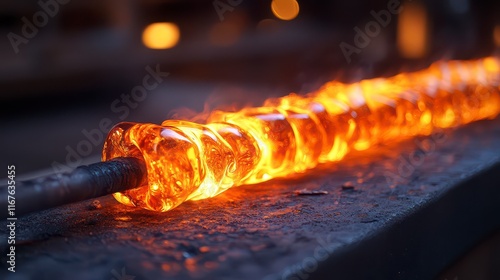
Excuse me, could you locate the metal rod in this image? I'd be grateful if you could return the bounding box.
[1,157,147,219]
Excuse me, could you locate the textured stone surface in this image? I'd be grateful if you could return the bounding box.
[1,118,499,280]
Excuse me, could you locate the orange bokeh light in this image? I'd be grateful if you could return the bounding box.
[142,22,180,49]
[397,3,428,58]
[494,25,500,47]
[271,0,299,21]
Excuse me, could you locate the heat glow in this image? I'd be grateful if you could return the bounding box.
[103,57,500,212]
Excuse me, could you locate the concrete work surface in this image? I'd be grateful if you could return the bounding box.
[1,118,500,280]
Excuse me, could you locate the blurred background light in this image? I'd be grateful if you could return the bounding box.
[494,25,500,47]
[209,12,247,46]
[209,22,241,46]
[142,22,180,49]
[271,0,299,21]
[256,18,279,33]
[397,2,429,59]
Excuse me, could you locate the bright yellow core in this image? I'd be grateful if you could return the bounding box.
[142,22,180,49]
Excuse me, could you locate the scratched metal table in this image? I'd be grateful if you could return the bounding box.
[1,118,500,280]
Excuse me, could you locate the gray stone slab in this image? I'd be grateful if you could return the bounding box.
[1,118,500,280]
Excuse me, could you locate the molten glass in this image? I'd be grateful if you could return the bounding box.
[103,57,500,212]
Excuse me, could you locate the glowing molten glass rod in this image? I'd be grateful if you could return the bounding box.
[103,57,500,212]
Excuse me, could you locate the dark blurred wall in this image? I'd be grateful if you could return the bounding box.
[0,0,499,176]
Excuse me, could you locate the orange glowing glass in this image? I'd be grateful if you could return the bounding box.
[103,57,500,212]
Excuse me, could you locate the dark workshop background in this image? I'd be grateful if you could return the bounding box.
[1,0,499,176]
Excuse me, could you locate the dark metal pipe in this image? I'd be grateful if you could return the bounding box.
[1,157,146,219]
